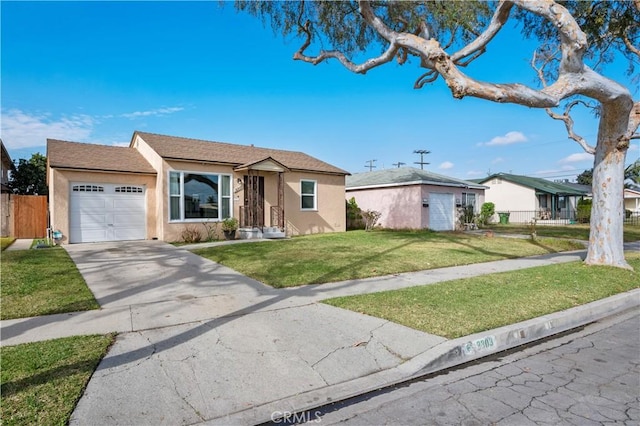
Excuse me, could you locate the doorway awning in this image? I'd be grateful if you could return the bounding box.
[234,157,290,173]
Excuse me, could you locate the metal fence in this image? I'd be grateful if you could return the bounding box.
[493,210,640,226]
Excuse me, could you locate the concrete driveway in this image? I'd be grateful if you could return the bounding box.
[65,240,444,425]
[65,240,271,307]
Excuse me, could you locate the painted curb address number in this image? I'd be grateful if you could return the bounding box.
[461,335,497,356]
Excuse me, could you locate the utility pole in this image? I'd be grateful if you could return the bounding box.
[364,159,377,171]
[392,162,406,168]
[413,149,431,170]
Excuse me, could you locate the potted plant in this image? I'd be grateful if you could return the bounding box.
[221,217,238,240]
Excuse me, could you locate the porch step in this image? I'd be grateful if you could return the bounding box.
[238,227,286,240]
[262,229,286,239]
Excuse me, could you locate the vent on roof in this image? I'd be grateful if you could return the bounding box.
[72,185,104,192]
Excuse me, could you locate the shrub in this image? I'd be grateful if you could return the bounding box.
[181,225,202,243]
[346,197,365,230]
[480,202,495,226]
[362,210,382,231]
[577,198,592,223]
[202,222,220,242]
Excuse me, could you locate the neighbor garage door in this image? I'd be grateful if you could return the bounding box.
[429,192,455,231]
[69,183,146,243]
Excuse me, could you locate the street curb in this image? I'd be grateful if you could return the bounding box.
[205,288,640,425]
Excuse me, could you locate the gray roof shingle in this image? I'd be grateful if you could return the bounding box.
[346,167,486,189]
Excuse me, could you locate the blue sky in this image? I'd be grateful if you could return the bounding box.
[1,1,638,180]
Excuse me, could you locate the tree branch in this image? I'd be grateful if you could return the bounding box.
[545,101,596,154]
[622,32,640,59]
[450,1,514,64]
[293,15,398,74]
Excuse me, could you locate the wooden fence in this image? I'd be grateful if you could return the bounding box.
[13,195,48,238]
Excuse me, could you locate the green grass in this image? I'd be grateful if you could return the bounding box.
[1,236,16,250]
[324,252,640,339]
[1,247,100,320]
[194,230,585,288]
[1,334,115,426]
[487,223,640,242]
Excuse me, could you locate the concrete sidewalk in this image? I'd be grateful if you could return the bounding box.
[1,240,638,425]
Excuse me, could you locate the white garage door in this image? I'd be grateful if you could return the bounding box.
[429,192,455,231]
[70,183,146,243]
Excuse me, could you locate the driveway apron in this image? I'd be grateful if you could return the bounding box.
[67,241,445,425]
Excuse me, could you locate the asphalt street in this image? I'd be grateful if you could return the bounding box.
[288,309,640,426]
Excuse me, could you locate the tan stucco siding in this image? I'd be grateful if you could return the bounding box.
[49,169,157,244]
[284,172,346,236]
[483,179,535,212]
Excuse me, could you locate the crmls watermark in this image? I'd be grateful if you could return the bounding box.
[270,410,322,424]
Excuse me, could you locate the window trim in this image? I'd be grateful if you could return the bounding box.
[300,179,317,211]
[168,170,233,223]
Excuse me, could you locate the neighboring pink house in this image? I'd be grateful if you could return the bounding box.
[346,167,486,231]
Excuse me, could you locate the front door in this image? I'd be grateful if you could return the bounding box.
[244,175,264,227]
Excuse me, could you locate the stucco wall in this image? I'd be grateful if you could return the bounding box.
[347,185,423,229]
[284,172,346,236]
[482,178,535,212]
[347,185,486,230]
[49,169,157,244]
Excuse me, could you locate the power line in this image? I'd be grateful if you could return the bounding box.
[364,159,377,171]
[413,149,431,170]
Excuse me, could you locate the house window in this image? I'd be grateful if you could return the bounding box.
[72,185,104,192]
[169,171,232,221]
[538,194,548,209]
[115,186,143,193]
[300,179,317,210]
[558,196,567,209]
[461,192,476,210]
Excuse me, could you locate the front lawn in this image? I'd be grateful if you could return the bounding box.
[1,248,100,319]
[194,230,584,288]
[1,334,115,426]
[324,252,640,339]
[487,223,640,242]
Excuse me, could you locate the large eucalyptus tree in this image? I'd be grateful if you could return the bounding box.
[237,0,639,269]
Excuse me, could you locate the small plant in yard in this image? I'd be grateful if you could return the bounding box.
[202,222,220,242]
[181,224,202,244]
[221,217,239,231]
[479,202,495,226]
[529,218,538,241]
[362,210,382,231]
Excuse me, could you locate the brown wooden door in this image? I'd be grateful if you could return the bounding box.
[244,175,264,227]
[13,195,47,238]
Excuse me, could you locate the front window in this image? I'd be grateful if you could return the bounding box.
[169,171,232,221]
[300,179,317,210]
[461,192,476,210]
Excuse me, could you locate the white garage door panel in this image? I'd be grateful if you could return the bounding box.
[429,193,455,231]
[70,183,146,243]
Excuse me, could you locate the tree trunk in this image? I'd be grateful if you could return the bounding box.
[585,105,631,269]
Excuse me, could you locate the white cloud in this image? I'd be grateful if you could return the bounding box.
[479,131,528,147]
[628,144,639,152]
[559,152,594,164]
[466,170,485,177]
[0,109,94,149]
[491,157,504,164]
[121,107,184,119]
[439,161,454,170]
